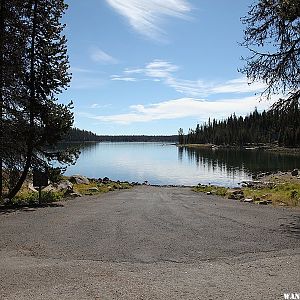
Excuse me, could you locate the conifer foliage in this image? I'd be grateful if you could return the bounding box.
[0,0,78,200]
[240,0,300,109]
[180,106,300,147]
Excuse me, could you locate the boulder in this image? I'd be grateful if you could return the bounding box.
[291,169,299,176]
[28,183,38,193]
[56,180,73,192]
[244,198,254,203]
[68,192,82,198]
[88,187,99,192]
[70,175,90,185]
[102,177,110,184]
[227,189,244,200]
[258,200,268,205]
[42,184,56,192]
[42,180,73,194]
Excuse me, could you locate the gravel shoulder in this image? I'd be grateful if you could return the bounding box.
[0,186,299,299]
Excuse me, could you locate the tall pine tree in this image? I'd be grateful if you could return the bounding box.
[0,0,78,200]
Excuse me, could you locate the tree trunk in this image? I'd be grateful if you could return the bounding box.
[0,0,5,200]
[8,0,38,200]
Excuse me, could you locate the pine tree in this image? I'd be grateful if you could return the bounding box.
[240,0,300,110]
[1,0,78,200]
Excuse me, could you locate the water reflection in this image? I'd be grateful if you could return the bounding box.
[180,147,300,175]
[63,143,299,187]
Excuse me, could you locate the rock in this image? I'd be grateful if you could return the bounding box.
[244,198,254,203]
[227,189,244,200]
[68,192,82,198]
[28,183,38,193]
[291,169,299,176]
[42,184,56,192]
[102,177,110,184]
[88,187,99,192]
[258,200,268,205]
[206,191,212,195]
[42,180,73,194]
[3,198,10,204]
[56,180,73,192]
[70,175,90,185]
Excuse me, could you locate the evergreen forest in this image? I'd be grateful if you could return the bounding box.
[179,106,300,148]
[63,128,178,143]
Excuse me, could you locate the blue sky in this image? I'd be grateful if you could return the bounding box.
[60,0,273,135]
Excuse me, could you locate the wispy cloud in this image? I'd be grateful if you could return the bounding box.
[126,59,179,78]
[90,47,118,64]
[110,75,137,82]
[105,0,192,40]
[120,59,266,97]
[90,96,273,124]
[70,67,98,74]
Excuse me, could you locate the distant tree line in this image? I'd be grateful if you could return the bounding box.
[179,106,300,148]
[63,127,178,143]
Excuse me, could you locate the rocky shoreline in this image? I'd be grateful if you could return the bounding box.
[1,168,299,208]
[177,143,300,154]
[194,169,300,207]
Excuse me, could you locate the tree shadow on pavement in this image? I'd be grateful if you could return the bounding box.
[0,203,64,215]
[280,216,300,239]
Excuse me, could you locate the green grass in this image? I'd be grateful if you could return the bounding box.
[11,190,64,206]
[193,182,300,207]
[243,182,300,207]
[73,180,132,195]
[193,184,228,196]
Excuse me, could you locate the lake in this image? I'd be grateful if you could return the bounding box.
[64,142,300,187]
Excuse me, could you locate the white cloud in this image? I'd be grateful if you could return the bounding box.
[90,96,274,124]
[125,59,178,78]
[106,0,192,40]
[89,103,112,109]
[110,75,137,82]
[90,103,102,109]
[166,77,267,97]
[70,67,97,74]
[121,59,266,97]
[90,47,118,64]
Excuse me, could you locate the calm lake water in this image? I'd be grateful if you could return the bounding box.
[64,142,300,187]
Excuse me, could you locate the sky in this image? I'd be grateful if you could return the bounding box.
[60,0,273,135]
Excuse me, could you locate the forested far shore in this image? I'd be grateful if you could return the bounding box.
[63,128,178,143]
[179,106,300,148]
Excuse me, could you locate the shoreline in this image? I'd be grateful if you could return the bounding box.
[2,169,299,208]
[177,143,300,154]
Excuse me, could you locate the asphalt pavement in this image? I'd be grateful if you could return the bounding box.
[0,186,299,299]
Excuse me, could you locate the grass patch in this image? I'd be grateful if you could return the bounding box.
[193,182,300,207]
[193,184,228,196]
[11,191,64,206]
[243,182,300,207]
[73,180,132,196]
